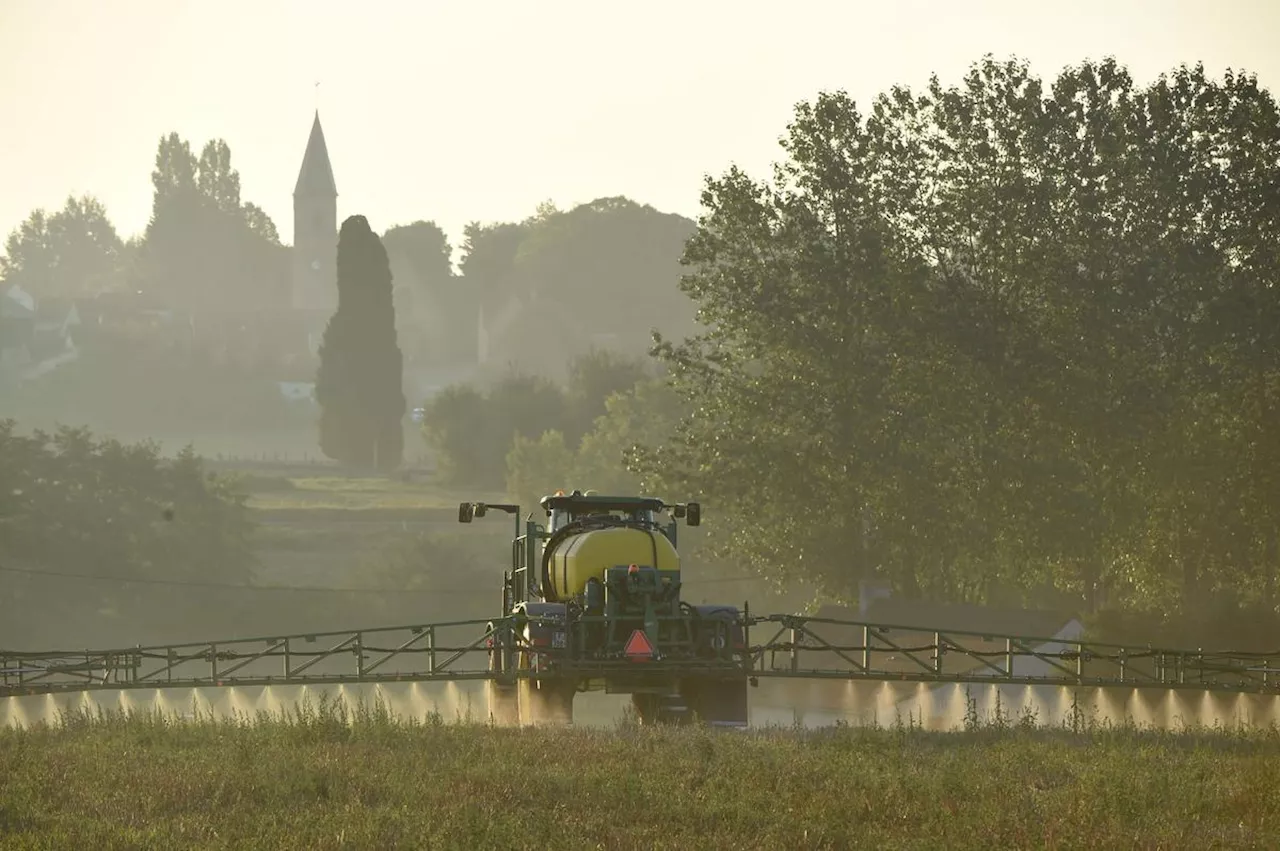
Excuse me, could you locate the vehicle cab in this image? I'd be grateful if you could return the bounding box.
[542,490,663,533]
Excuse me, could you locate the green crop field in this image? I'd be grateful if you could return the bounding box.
[2,704,1278,850]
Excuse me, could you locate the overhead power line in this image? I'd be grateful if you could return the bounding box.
[0,562,768,596]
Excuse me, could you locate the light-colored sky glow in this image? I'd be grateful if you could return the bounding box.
[2,0,1277,257]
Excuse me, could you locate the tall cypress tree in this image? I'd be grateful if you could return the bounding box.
[315,215,405,470]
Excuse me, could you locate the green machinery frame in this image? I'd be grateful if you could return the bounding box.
[5,611,1279,698]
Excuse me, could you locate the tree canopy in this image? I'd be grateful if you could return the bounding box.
[505,374,687,512]
[136,134,287,311]
[461,198,699,378]
[0,420,255,590]
[631,56,1280,618]
[381,220,464,365]
[1,195,125,298]
[423,349,653,489]
[382,221,454,299]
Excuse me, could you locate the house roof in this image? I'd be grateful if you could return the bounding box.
[294,111,337,197]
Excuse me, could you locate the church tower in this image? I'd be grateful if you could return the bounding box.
[291,111,338,317]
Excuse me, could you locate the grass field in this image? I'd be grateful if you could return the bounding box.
[240,474,507,512]
[2,705,1278,850]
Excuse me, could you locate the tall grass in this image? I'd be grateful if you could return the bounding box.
[3,698,1279,849]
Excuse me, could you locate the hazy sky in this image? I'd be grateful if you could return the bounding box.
[2,0,1277,263]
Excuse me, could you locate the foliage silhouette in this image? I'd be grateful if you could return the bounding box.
[315,215,406,470]
[635,56,1280,617]
[0,420,255,599]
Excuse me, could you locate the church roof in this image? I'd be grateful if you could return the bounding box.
[294,111,337,197]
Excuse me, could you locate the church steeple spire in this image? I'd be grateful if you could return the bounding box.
[292,111,338,318]
[294,111,337,198]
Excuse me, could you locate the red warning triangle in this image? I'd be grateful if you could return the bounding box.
[624,629,655,660]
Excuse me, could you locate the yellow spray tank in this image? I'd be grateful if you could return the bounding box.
[543,524,680,601]
[539,490,681,601]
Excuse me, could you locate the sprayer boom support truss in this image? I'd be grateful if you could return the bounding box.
[4,613,1278,697]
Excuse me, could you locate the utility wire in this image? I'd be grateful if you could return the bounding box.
[0,562,768,595]
[0,562,447,594]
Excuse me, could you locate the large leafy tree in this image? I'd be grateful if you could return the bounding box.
[0,195,124,297]
[315,215,406,470]
[422,367,567,489]
[509,198,698,376]
[638,56,1280,613]
[136,133,286,310]
[381,220,463,364]
[460,220,529,302]
[506,375,688,512]
[422,350,652,489]
[382,220,454,299]
[459,199,698,378]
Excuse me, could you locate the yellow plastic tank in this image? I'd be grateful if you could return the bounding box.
[545,526,679,600]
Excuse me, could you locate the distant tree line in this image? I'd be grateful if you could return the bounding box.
[0,421,255,602]
[421,349,650,489]
[458,197,699,378]
[0,127,702,443]
[1,134,284,309]
[0,133,308,434]
[2,154,698,379]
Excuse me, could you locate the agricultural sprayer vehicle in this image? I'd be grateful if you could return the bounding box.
[17,493,1280,732]
[459,489,752,726]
